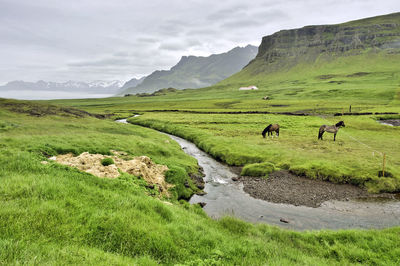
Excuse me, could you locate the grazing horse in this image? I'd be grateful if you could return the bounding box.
[262,124,280,138]
[318,121,345,141]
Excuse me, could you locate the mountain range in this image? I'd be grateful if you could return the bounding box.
[0,80,124,94]
[121,45,258,95]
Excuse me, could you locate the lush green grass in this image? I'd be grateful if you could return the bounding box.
[1,106,400,265]
[129,112,400,193]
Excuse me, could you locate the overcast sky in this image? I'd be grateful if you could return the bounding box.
[0,0,399,84]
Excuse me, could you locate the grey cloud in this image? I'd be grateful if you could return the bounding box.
[206,5,249,21]
[68,58,133,68]
[0,0,399,84]
[159,42,187,51]
[221,19,266,29]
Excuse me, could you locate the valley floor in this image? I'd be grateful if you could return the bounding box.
[1,99,400,265]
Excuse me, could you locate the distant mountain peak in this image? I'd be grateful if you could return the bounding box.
[121,45,258,95]
[0,80,124,94]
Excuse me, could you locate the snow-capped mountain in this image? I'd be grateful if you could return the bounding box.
[0,80,124,94]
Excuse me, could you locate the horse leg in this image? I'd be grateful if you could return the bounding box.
[318,131,324,140]
[334,133,336,141]
[276,129,279,137]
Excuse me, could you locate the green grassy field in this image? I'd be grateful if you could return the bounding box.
[128,112,400,192]
[2,101,400,265]
[47,51,400,193]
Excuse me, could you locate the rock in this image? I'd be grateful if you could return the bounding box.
[184,181,190,188]
[231,177,240,181]
[40,161,48,165]
[196,191,207,196]
[196,183,205,189]
[280,218,290,223]
[198,202,207,208]
[146,184,155,189]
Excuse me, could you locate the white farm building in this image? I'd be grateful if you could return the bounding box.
[239,86,258,91]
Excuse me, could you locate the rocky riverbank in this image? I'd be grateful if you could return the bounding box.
[240,170,396,208]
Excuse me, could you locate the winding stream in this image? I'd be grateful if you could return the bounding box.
[116,118,400,230]
[378,119,400,126]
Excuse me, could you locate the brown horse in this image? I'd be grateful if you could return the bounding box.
[262,124,280,138]
[318,121,345,141]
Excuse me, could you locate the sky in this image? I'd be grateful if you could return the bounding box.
[0,0,399,85]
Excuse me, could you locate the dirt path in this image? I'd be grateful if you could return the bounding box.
[240,170,395,208]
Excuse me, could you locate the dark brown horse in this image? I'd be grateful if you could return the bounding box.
[262,124,280,138]
[318,121,345,141]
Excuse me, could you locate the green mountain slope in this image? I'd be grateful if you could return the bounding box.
[218,12,400,105]
[121,45,258,94]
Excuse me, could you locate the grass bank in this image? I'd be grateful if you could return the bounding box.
[1,101,400,264]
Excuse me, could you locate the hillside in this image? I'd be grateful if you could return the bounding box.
[221,12,400,97]
[119,76,146,91]
[121,45,258,94]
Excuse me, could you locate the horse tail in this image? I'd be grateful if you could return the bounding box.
[262,124,272,138]
[318,126,325,139]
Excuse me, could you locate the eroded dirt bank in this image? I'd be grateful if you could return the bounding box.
[48,151,171,194]
[241,170,396,208]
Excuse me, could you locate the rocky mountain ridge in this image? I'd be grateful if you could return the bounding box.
[121,45,258,94]
[0,80,124,94]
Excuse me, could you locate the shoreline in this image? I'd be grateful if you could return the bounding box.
[239,170,397,208]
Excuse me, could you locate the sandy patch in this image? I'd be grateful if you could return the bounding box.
[49,152,171,195]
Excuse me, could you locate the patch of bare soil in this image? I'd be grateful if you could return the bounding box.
[49,152,171,195]
[240,170,394,208]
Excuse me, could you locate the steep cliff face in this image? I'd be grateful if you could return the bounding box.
[246,12,400,73]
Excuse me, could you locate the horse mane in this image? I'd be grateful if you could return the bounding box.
[335,121,344,127]
[262,124,272,138]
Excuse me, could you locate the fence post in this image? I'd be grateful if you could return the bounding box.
[382,153,386,177]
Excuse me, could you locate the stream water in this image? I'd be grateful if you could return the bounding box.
[116,118,400,230]
[378,119,400,126]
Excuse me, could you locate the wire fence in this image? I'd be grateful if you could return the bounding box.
[317,115,399,177]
